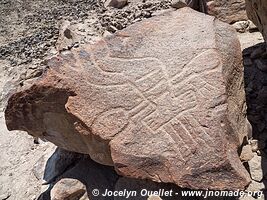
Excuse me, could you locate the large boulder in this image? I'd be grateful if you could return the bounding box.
[50,178,87,200]
[207,0,248,23]
[5,8,250,190]
[245,0,267,45]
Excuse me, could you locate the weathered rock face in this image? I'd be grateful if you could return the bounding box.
[245,0,267,45]
[50,178,87,200]
[207,0,247,23]
[5,8,250,190]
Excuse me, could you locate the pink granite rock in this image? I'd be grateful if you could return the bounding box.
[5,8,250,190]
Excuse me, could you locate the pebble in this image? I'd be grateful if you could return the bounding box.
[248,154,263,181]
[103,30,113,37]
[248,20,258,31]
[245,180,264,195]
[232,20,249,33]
[171,0,187,9]
[105,0,128,9]
[50,178,86,200]
[240,144,254,162]
[107,25,118,33]
[147,195,162,200]
[250,139,259,152]
[73,43,79,48]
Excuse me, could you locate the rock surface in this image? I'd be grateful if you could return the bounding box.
[240,144,254,162]
[5,8,250,190]
[248,154,265,182]
[46,156,118,200]
[245,0,267,45]
[207,0,247,23]
[51,178,88,200]
[232,21,250,33]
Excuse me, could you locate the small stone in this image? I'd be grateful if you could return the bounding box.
[56,21,76,51]
[248,154,263,181]
[240,145,254,162]
[142,11,152,18]
[244,181,264,200]
[185,1,208,13]
[256,150,261,156]
[103,30,113,37]
[41,184,50,194]
[64,29,72,39]
[134,11,142,18]
[246,0,267,46]
[208,0,247,23]
[248,20,258,31]
[232,21,249,33]
[249,140,259,152]
[107,25,118,33]
[246,119,253,139]
[105,0,128,9]
[73,43,79,48]
[50,178,86,200]
[133,18,142,23]
[247,180,265,191]
[78,28,86,32]
[171,0,187,9]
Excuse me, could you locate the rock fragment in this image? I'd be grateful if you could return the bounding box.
[232,21,249,33]
[171,0,188,9]
[50,178,87,200]
[249,140,259,152]
[207,0,247,23]
[248,154,264,182]
[240,144,254,162]
[105,0,128,9]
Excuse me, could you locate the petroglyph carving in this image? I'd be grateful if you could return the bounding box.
[5,8,250,190]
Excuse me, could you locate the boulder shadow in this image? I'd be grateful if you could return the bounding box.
[243,42,267,199]
[37,148,238,200]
